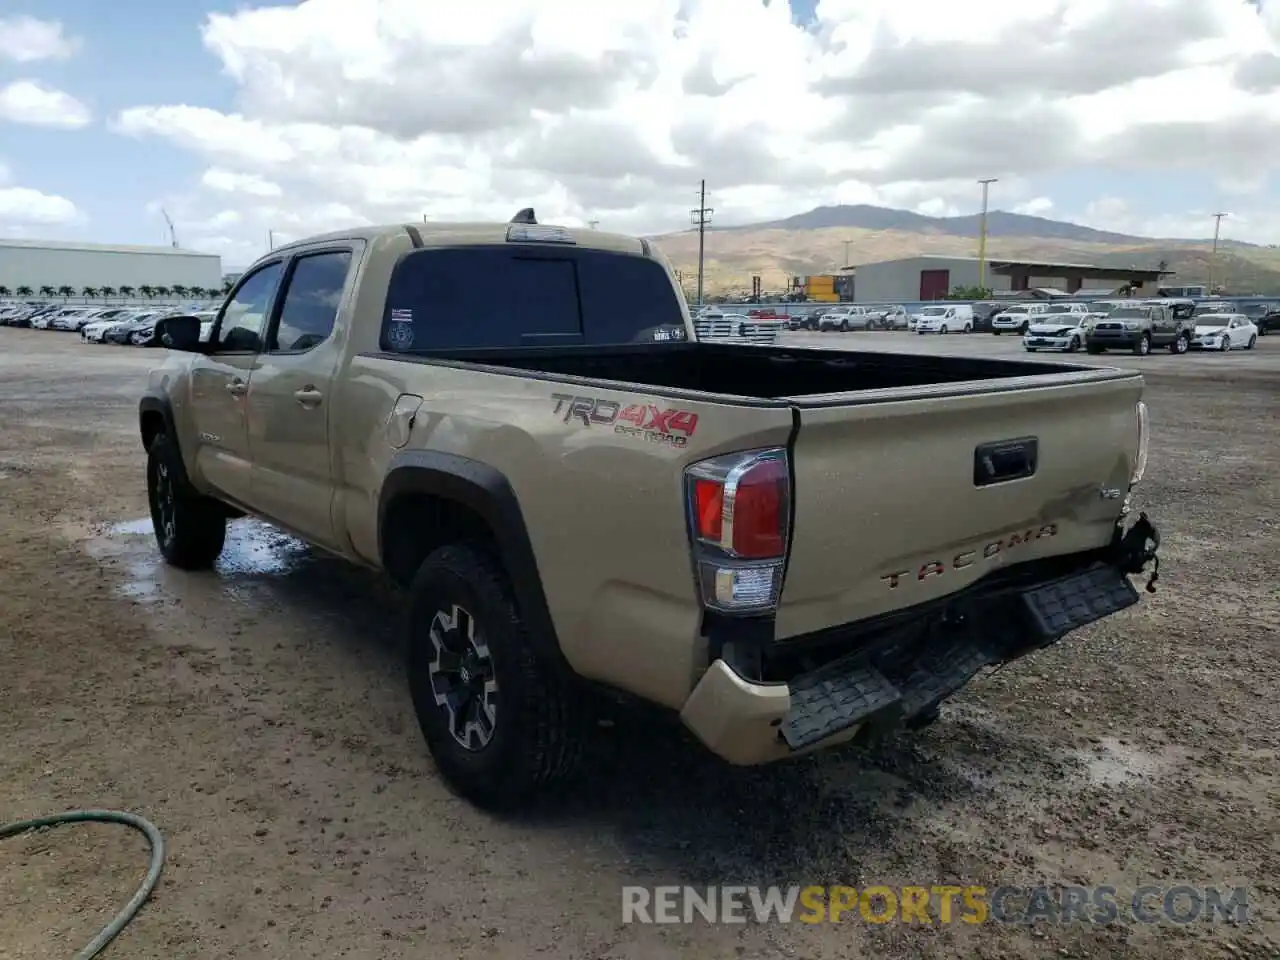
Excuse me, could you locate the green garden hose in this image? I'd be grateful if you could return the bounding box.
[0,810,165,959]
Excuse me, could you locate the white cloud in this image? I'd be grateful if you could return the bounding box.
[0,80,92,129]
[1014,197,1055,216]
[110,0,1280,256]
[201,167,283,197]
[0,186,79,225]
[0,16,79,63]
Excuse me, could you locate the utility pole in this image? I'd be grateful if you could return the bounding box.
[588,219,599,230]
[977,178,998,291]
[1209,212,1228,292]
[268,230,275,251]
[843,239,852,270]
[690,180,714,306]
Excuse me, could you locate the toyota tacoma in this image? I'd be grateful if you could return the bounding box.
[138,212,1162,809]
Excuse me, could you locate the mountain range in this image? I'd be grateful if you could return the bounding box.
[649,204,1280,296]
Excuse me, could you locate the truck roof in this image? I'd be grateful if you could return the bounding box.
[267,221,648,258]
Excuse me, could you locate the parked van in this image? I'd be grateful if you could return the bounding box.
[914,304,975,334]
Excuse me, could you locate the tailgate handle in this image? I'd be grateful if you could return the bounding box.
[974,437,1038,487]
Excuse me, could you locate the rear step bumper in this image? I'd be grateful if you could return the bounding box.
[680,514,1160,766]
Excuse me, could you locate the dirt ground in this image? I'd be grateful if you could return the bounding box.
[1,328,1277,959]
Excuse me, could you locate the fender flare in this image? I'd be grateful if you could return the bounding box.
[378,450,567,669]
[138,393,192,484]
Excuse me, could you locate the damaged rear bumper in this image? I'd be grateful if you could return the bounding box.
[680,513,1161,766]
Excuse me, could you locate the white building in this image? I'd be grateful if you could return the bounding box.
[0,238,223,292]
[850,255,1167,303]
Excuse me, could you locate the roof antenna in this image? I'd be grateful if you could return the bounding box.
[510,208,537,225]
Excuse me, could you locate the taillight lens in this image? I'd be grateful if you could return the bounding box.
[685,449,791,614]
[1131,401,1149,486]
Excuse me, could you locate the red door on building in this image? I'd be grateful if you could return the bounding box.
[919,269,950,300]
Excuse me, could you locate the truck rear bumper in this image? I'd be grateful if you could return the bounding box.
[680,513,1161,766]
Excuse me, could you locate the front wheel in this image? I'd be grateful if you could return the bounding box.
[1086,344,1105,355]
[1247,334,1257,350]
[939,325,948,335]
[1133,333,1151,356]
[407,543,587,810]
[147,433,227,569]
[1220,336,1231,352]
[993,330,1001,336]
[1068,336,1080,353]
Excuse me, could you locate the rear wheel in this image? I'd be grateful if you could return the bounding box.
[939,324,948,335]
[407,542,587,810]
[147,433,226,569]
[963,323,972,333]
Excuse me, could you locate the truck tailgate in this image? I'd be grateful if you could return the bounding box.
[775,371,1144,640]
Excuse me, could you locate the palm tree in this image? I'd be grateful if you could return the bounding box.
[16,285,33,297]
[118,285,135,298]
[221,279,234,295]
[39,285,55,297]
[56,285,74,298]
[0,285,10,297]
[100,286,116,298]
[82,286,99,298]
[138,285,155,299]
[154,285,171,298]
[171,284,188,298]
[188,286,205,298]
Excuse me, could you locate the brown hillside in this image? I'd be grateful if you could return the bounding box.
[649,226,1280,298]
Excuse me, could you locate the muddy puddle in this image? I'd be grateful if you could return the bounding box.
[70,515,401,652]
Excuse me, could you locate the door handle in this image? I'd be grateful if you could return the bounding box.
[294,386,323,407]
[226,379,247,396]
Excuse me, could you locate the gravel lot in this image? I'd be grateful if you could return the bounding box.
[1,328,1277,959]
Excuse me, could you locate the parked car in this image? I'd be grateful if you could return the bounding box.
[970,301,1008,333]
[104,313,165,345]
[1190,313,1258,351]
[84,310,153,343]
[138,214,1160,809]
[818,306,876,331]
[915,304,974,334]
[865,304,910,330]
[991,302,1047,335]
[1085,302,1195,356]
[1023,306,1092,353]
[692,312,780,344]
[1235,300,1280,336]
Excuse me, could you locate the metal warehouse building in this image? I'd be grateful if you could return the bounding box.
[851,255,1169,302]
[0,238,223,292]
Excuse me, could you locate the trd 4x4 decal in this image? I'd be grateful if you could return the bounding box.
[550,393,699,448]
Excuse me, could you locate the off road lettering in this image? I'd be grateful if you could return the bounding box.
[881,524,1060,588]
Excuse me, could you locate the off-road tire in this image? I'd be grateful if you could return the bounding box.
[147,433,227,569]
[406,542,586,810]
[1169,332,1190,355]
[1086,344,1105,355]
[1133,333,1151,356]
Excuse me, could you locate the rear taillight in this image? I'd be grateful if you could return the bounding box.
[684,449,790,614]
[1131,400,1149,486]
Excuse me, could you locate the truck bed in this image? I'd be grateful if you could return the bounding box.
[393,342,1116,402]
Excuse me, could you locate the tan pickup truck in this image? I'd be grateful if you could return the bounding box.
[139,212,1162,809]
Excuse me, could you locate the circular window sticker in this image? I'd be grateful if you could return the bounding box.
[387,320,415,351]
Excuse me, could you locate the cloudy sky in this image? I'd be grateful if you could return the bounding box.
[1,0,1278,267]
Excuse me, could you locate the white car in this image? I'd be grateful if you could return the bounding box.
[991,303,1047,334]
[915,304,974,334]
[1191,314,1258,352]
[1021,304,1094,352]
[82,311,144,343]
[818,306,876,331]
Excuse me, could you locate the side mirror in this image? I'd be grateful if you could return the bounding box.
[156,315,203,352]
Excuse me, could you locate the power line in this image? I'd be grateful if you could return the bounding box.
[690,179,714,306]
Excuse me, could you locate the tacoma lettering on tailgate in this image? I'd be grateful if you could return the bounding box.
[880,524,1059,589]
[550,393,699,448]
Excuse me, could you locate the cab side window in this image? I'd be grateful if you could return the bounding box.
[269,250,353,353]
[216,262,284,353]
